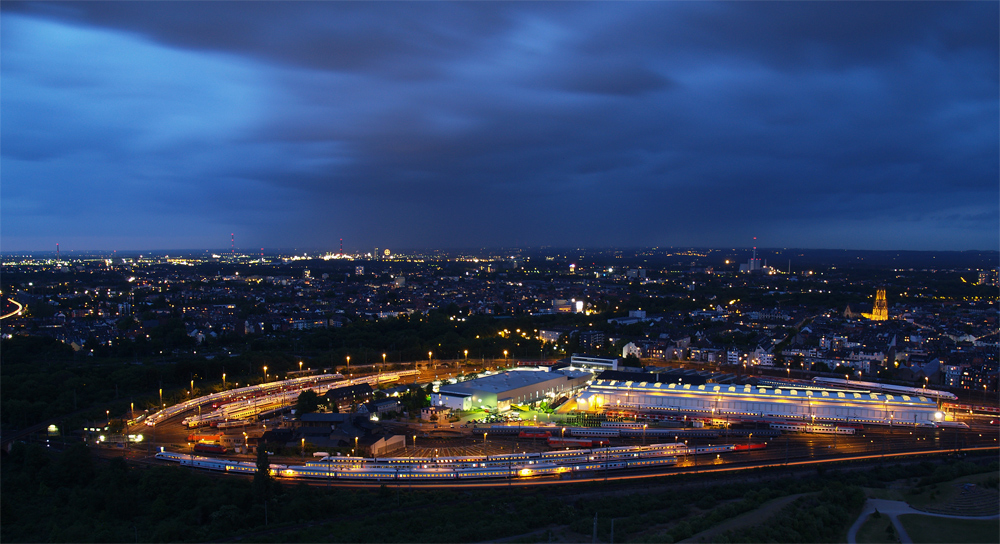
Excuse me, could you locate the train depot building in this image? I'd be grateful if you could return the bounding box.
[575,378,945,426]
[432,368,591,412]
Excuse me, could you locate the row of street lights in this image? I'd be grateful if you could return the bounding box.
[255,349,518,385]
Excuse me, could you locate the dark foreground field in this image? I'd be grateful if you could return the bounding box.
[2,442,996,543]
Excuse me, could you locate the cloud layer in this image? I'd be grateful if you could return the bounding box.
[2,1,997,251]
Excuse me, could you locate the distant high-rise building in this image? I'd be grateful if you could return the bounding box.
[355,266,364,276]
[579,330,605,352]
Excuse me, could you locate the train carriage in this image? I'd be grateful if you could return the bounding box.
[694,445,734,455]
[456,466,515,479]
[488,452,534,462]
[600,421,646,429]
[429,455,490,467]
[398,468,456,480]
[338,468,400,480]
[626,456,678,469]
[371,456,424,466]
[515,463,567,477]
[571,428,620,438]
[540,448,592,460]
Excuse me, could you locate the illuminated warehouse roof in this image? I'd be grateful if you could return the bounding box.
[576,379,942,425]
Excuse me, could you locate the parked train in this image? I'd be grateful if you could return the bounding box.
[155,451,282,475]
[932,421,971,429]
[154,451,678,481]
[156,437,765,482]
[942,403,999,415]
[769,422,856,435]
[600,421,647,429]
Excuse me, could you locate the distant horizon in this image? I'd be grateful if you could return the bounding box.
[4,245,997,257]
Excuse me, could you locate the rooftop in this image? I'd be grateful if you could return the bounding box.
[440,369,590,395]
[588,379,937,406]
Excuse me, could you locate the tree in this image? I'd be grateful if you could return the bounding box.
[622,354,642,368]
[295,390,320,416]
[252,447,272,503]
[791,354,804,369]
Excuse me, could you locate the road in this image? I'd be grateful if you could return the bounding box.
[0,297,24,319]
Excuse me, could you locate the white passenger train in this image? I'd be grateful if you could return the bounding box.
[769,422,856,435]
[153,443,695,481]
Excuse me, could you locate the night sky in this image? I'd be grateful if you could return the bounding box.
[2,1,997,252]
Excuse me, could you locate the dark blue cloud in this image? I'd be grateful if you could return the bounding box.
[1,1,997,252]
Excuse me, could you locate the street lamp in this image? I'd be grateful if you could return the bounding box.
[382,353,387,373]
[301,438,305,459]
[428,351,433,364]
[263,366,268,382]
[413,435,417,450]
[346,356,350,376]
[299,361,303,372]
[222,373,226,388]
[484,432,488,445]
[503,350,508,365]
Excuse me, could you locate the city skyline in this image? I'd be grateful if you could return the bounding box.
[2,1,998,252]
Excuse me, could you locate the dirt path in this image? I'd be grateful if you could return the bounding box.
[679,493,811,543]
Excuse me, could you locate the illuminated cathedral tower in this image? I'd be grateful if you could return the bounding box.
[862,289,888,321]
